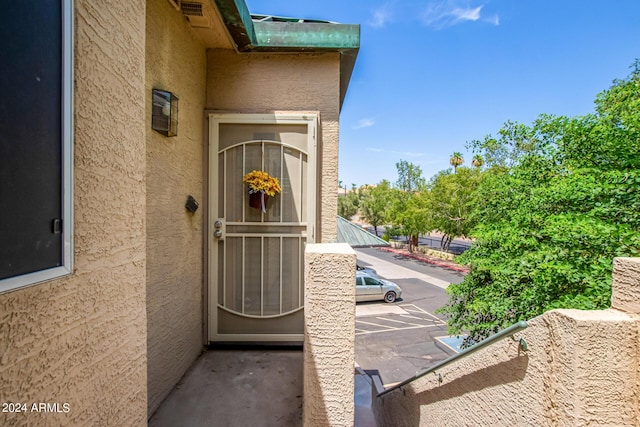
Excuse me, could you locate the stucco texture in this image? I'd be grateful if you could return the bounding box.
[304,243,357,426]
[612,257,640,314]
[145,0,207,415]
[0,1,147,426]
[206,49,341,242]
[375,257,640,426]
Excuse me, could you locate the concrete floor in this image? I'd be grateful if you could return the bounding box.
[149,348,378,427]
[149,348,303,427]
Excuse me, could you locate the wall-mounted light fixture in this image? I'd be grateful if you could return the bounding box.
[152,89,178,137]
[185,195,199,213]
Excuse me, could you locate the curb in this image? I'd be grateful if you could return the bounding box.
[379,247,469,273]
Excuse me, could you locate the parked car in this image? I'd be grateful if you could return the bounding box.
[356,263,378,278]
[355,271,402,303]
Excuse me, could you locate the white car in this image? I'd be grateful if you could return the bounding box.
[355,271,402,303]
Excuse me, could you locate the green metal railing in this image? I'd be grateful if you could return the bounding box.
[377,321,529,397]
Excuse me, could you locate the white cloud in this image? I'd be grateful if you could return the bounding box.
[369,4,393,28]
[370,10,388,28]
[421,1,491,29]
[353,118,375,129]
[484,14,500,26]
[395,151,425,158]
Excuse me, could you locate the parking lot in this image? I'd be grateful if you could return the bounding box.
[354,248,466,386]
[356,303,446,336]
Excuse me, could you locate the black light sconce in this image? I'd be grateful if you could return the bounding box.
[185,195,199,213]
[152,89,178,137]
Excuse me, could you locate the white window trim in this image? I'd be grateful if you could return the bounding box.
[0,0,74,294]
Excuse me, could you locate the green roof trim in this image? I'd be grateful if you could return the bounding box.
[213,0,360,109]
[252,22,359,50]
[336,216,390,248]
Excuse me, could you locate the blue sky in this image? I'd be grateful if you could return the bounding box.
[245,0,640,186]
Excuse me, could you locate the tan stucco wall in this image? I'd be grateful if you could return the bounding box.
[375,257,640,426]
[304,243,357,426]
[0,1,147,426]
[145,0,207,415]
[206,49,342,242]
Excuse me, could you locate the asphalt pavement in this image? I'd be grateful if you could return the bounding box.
[354,247,467,387]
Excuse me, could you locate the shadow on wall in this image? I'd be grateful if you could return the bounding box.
[384,355,530,426]
[414,355,529,406]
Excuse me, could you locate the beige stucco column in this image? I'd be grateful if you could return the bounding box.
[303,243,356,426]
[611,257,640,314]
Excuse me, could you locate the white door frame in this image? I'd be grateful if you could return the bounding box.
[208,113,317,342]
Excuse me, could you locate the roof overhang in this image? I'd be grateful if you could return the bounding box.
[213,0,360,110]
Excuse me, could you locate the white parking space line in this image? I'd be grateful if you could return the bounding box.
[376,317,424,327]
[356,303,407,317]
[356,250,452,289]
[356,303,447,336]
[357,320,397,329]
[399,314,424,320]
[400,304,429,313]
[400,304,447,324]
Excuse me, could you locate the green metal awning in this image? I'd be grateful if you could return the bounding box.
[336,216,390,248]
[213,0,360,110]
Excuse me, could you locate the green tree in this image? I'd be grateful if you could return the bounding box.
[337,189,360,219]
[388,161,429,251]
[428,167,482,251]
[395,160,425,193]
[466,120,541,170]
[386,187,431,252]
[449,152,464,173]
[360,180,391,236]
[399,191,432,251]
[440,62,640,345]
[471,154,485,169]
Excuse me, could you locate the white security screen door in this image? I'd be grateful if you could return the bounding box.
[208,114,317,342]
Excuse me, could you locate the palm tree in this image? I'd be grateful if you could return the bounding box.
[471,154,485,169]
[449,152,464,173]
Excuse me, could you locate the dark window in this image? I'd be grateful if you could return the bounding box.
[364,277,380,286]
[0,1,72,290]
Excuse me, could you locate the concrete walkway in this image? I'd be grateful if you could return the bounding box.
[149,348,378,426]
[149,349,303,427]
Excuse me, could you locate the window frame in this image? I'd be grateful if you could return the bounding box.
[0,0,74,294]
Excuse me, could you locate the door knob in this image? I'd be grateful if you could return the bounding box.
[214,230,223,238]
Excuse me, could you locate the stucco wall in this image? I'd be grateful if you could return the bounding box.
[375,257,640,426]
[206,49,341,242]
[145,0,207,415]
[0,1,147,426]
[304,243,356,426]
